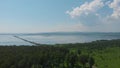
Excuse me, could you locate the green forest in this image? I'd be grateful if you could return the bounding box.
[0,39,120,68]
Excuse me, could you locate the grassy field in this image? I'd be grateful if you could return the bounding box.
[0,39,120,68]
[92,47,120,68]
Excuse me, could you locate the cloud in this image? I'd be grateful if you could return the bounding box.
[108,0,120,19]
[66,0,104,18]
[65,0,120,32]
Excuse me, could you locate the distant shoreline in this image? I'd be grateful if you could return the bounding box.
[0,32,120,35]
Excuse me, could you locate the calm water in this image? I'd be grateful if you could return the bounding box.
[0,32,120,45]
[0,35,31,45]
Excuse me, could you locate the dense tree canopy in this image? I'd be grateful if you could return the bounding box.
[0,39,120,68]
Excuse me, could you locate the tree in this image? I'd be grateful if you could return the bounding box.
[89,57,95,68]
[79,55,89,68]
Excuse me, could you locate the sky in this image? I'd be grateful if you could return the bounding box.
[0,0,120,33]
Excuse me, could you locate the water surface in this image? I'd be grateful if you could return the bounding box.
[0,32,120,45]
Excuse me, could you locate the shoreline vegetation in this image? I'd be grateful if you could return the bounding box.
[0,39,120,68]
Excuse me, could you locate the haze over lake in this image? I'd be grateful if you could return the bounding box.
[0,32,120,45]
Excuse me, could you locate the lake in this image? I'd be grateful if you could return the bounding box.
[0,32,120,45]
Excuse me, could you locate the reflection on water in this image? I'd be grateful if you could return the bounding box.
[0,33,120,45]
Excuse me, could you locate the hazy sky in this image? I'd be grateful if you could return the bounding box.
[0,0,120,33]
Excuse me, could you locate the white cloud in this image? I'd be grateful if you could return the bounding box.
[105,1,111,5]
[66,0,104,18]
[65,0,120,32]
[109,0,120,19]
